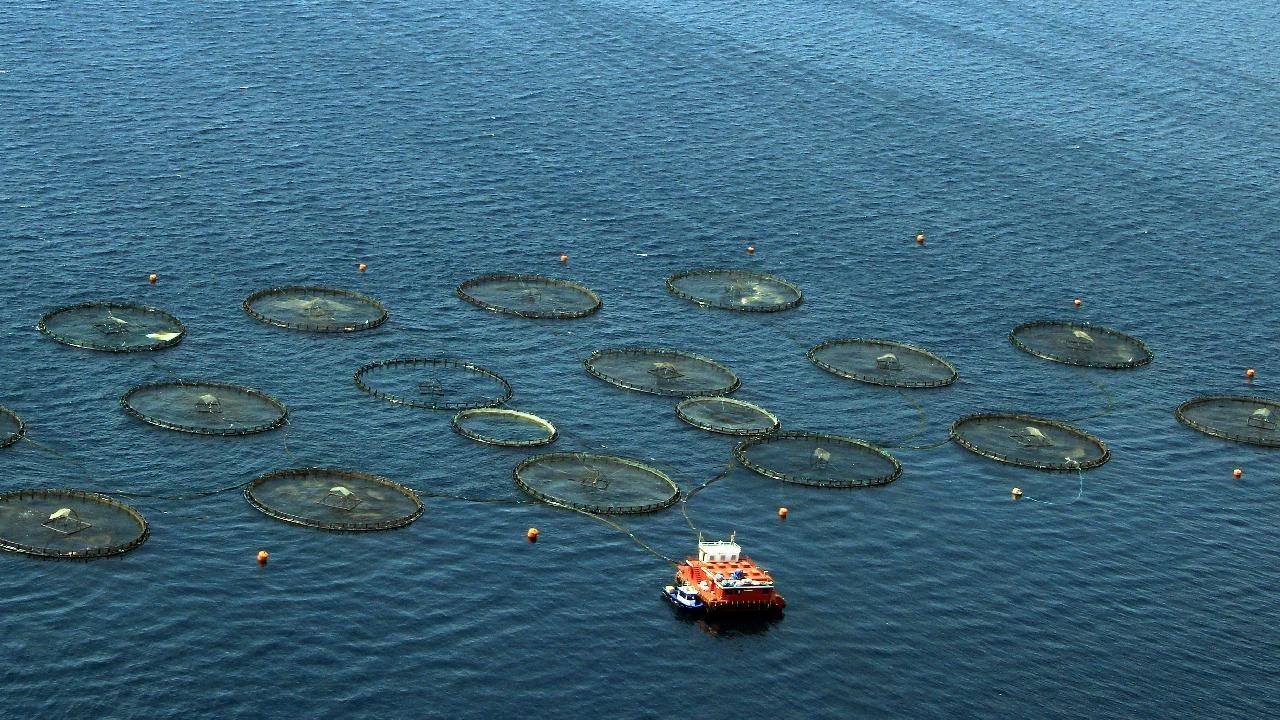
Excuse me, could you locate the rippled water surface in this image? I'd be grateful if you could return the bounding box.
[2,1,1278,717]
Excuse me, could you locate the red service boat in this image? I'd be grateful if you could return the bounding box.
[664,535,785,614]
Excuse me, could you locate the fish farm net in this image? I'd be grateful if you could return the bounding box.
[0,407,25,449]
[1175,396,1280,447]
[675,396,780,436]
[38,302,185,352]
[584,348,740,397]
[456,274,602,319]
[513,452,680,514]
[734,431,902,487]
[0,490,149,559]
[451,408,558,447]
[121,380,288,436]
[245,468,424,531]
[355,358,513,410]
[242,286,388,332]
[666,269,803,312]
[1009,321,1153,369]
[808,338,958,388]
[950,413,1110,470]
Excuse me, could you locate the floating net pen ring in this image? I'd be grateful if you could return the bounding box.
[583,347,740,397]
[456,274,602,319]
[675,396,780,436]
[120,380,288,436]
[242,286,389,333]
[1175,396,1280,447]
[0,406,26,449]
[513,452,681,514]
[451,408,558,447]
[1009,320,1153,369]
[38,302,186,352]
[733,431,902,488]
[665,269,803,312]
[0,489,149,559]
[950,413,1110,471]
[245,468,424,531]
[354,358,514,410]
[808,338,958,388]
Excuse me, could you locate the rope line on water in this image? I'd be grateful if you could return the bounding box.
[547,499,679,566]
[1022,464,1086,505]
[680,457,738,538]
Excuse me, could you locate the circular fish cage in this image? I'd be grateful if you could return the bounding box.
[1175,396,1280,447]
[0,489,149,559]
[38,302,186,352]
[354,358,513,411]
[513,452,680,514]
[666,269,803,312]
[808,338,958,388]
[456,274,602,319]
[584,348,740,397]
[451,408,558,447]
[121,380,288,436]
[0,406,26,449]
[242,286,388,333]
[734,431,902,488]
[1010,321,1153,369]
[245,468,424,531]
[950,413,1110,470]
[675,396,780,436]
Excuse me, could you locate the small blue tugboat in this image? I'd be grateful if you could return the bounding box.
[662,584,706,612]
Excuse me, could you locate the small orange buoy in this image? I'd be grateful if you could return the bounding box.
[746,245,755,254]
[357,262,367,273]
[1233,468,1243,480]
[778,507,788,519]
[256,549,269,565]
[1011,487,1023,500]
[1073,298,1082,308]
[527,527,539,542]
[559,254,568,264]
[1245,368,1256,380]
[915,232,925,245]
[148,273,158,284]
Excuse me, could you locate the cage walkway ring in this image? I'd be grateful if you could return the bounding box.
[0,406,25,449]
[451,408,558,447]
[666,269,803,312]
[513,452,680,514]
[38,302,186,352]
[675,396,780,436]
[808,338,958,388]
[121,380,289,436]
[354,358,514,410]
[456,274,602,319]
[0,489,149,559]
[950,413,1110,470]
[242,286,388,333]
[1175,396,1280,447]
[734,431,902,487]
[245,468,424,531]
[1010,320,1153,369]
[584,347,740,397]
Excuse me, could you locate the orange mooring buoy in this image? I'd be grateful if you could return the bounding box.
[256,549,269,565]
[1011,487,1023,500]
[357,262,367,273]
[1233,468,1243,480]
[1246,368,1256,380]
[778,507,788,519]
[148,273,158,284]
[527,527,539,542]
[915,232,925,245]
[559,254,568,264]
[1073,298,1082,308]
[746,245,755,254]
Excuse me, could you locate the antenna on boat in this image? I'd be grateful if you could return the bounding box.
[730,530,736,543]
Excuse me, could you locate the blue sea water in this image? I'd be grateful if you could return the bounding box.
[2,1,1278,717]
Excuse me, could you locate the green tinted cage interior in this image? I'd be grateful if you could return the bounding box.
[1175,396,1280,447]
[1010,321,1153,369]
[513,452,680,514]
[666,269,803,312]
[0,489,149,559]
[38,302,186,352]
[950,413,1110,470]
[456,274,602,319]
[121,380,288,436]
[245,468,424,531]
[734,431,902,487]
[242,286,389,333]
[584,348,740,397]
[808,338,958,388]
